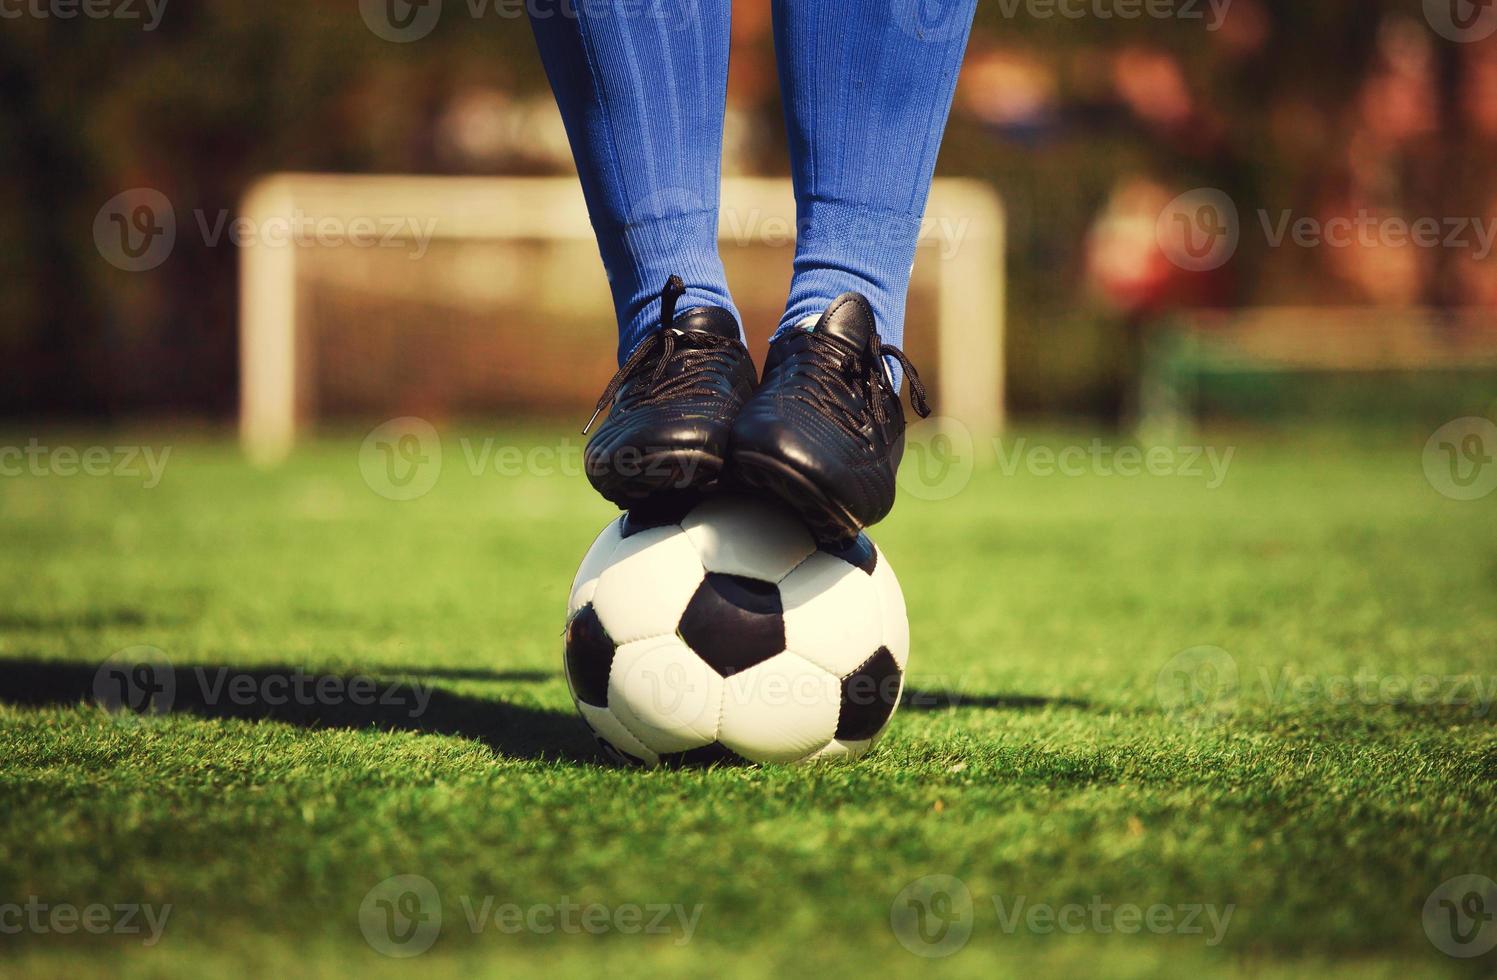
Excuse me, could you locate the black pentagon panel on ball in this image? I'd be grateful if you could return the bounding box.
[658,742,751,769]
[677,573,785,676]
[836,646,901,741]
[818,533,877,576]
[563,604,615,708]
[620,493,704,538]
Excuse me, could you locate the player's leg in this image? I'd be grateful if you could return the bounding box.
[730,1,977,542]
[528,0,756,508]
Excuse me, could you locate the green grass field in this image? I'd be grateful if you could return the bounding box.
[2,425,1494,977]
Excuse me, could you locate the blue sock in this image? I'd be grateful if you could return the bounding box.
[771,1,978,363]
[527,0,740,363]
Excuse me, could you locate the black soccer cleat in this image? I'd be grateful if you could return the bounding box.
[583,276,758,509]
[728,292,930,544]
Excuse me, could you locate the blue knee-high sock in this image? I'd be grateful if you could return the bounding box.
[528,0,739,363]
[771,1,977,361]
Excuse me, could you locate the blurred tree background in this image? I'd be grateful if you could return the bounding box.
[1,0,1492,421]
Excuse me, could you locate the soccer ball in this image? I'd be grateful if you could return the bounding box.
[564,494,909,766]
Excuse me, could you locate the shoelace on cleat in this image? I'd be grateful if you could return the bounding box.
[785,331,932,440]
[584,275,748,435]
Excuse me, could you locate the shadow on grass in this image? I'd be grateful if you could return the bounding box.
[901,688,1093,712]
[368,670,1095,714]
[324,669,1096,714]
[388,667,558,683]
[0,658,1097,769]
[0,657,597,764]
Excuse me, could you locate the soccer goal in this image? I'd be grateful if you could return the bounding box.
[238,175,1005,464]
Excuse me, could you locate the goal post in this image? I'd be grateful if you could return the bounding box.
[239,174,1005,464]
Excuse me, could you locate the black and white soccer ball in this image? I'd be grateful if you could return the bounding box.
[564,495,909,766]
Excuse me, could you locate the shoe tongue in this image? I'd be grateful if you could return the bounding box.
[671,306,740,341]
[803,293,876,353]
